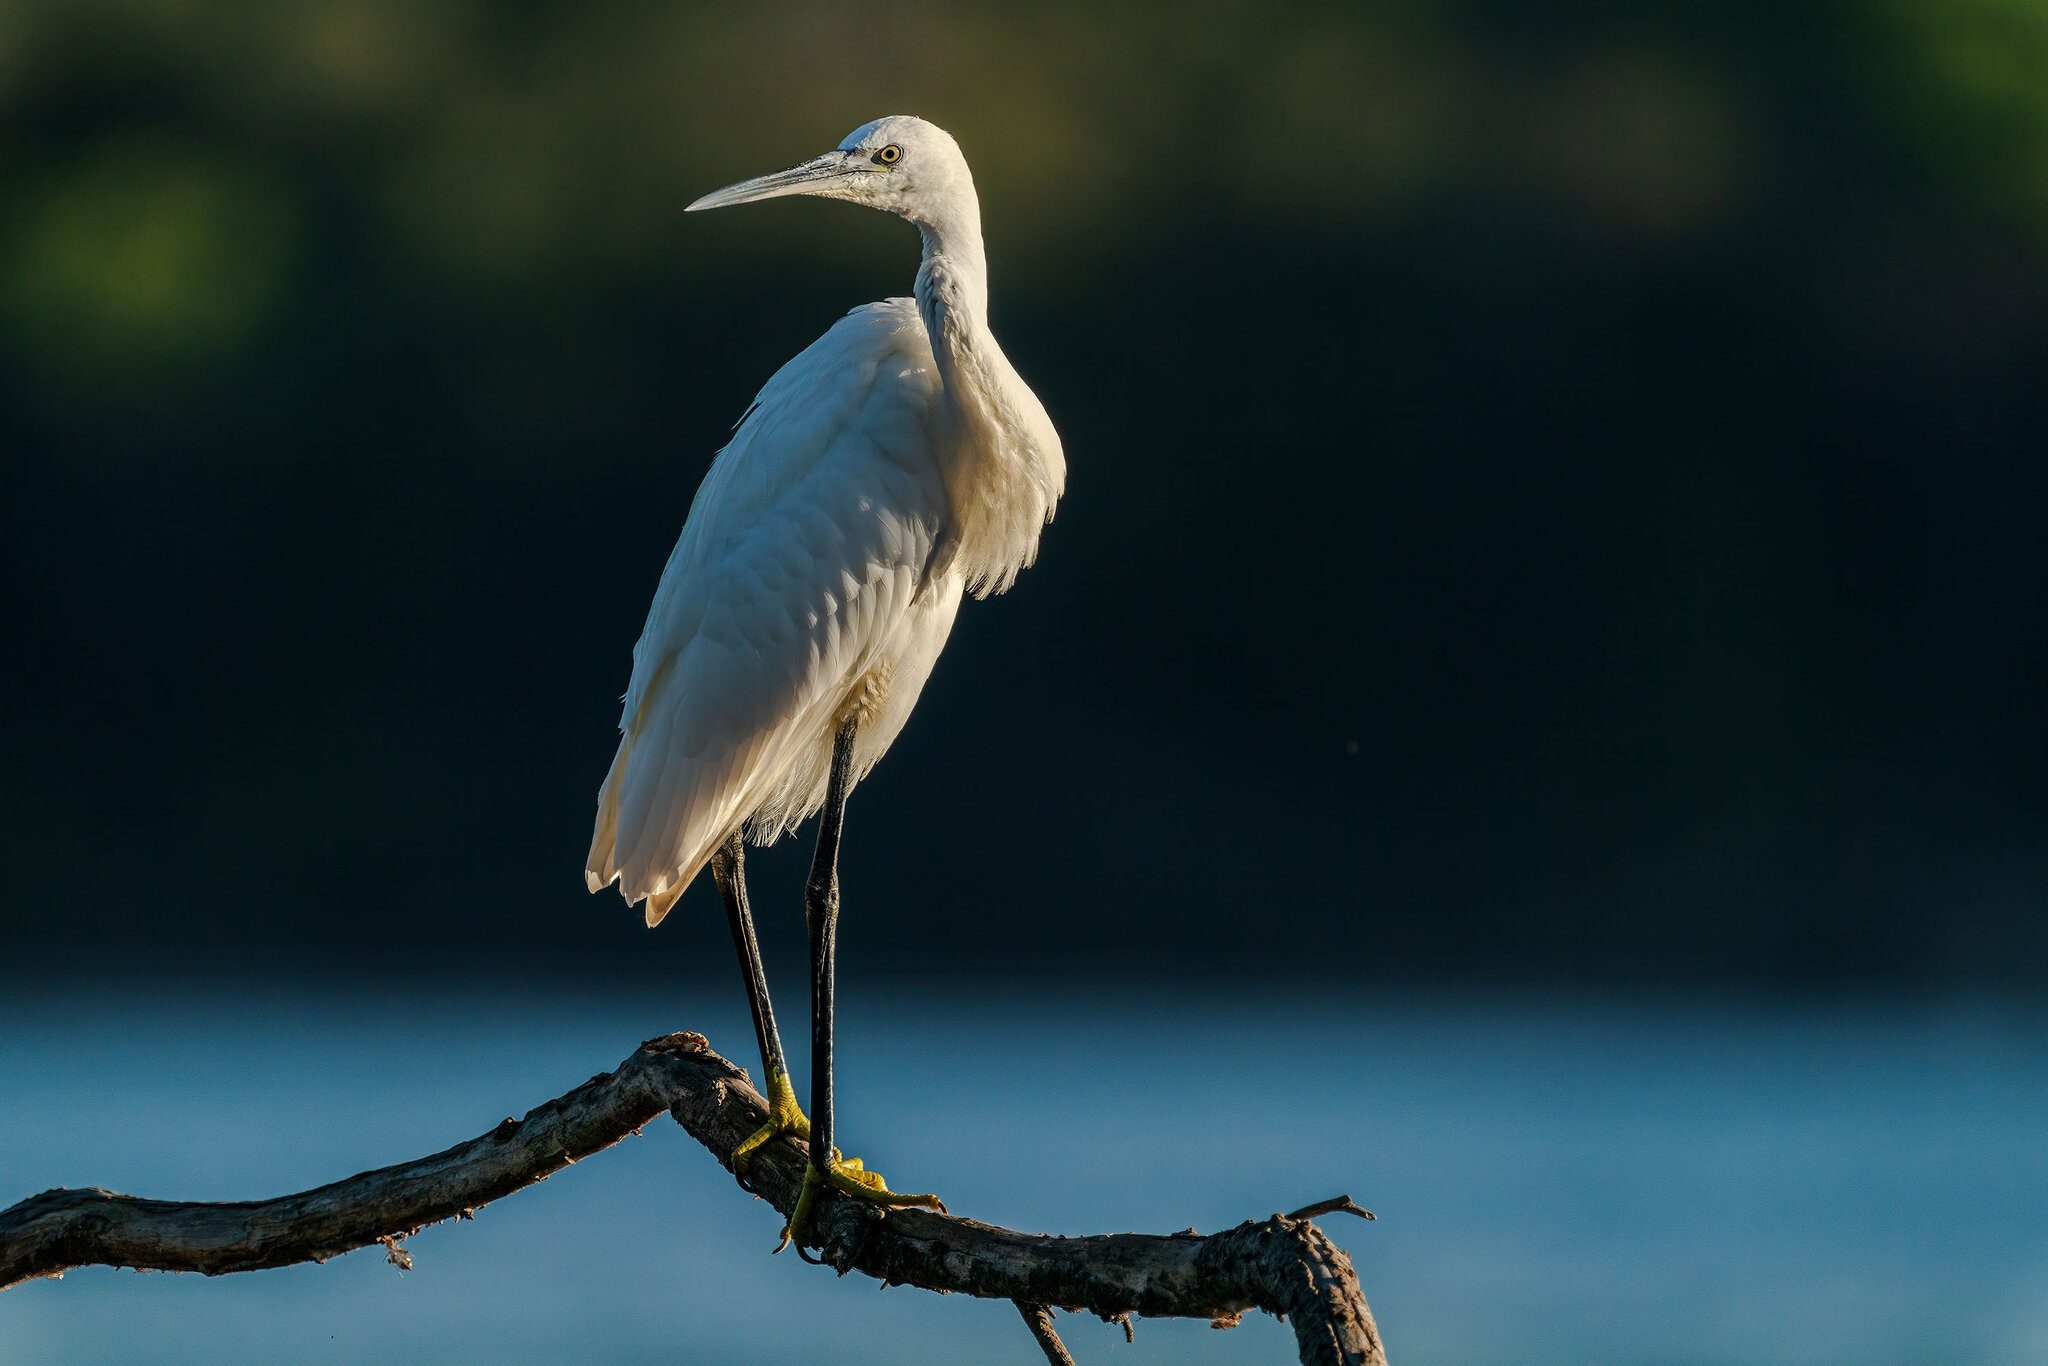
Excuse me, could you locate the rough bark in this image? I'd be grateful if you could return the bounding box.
[0,1032,1386,1366]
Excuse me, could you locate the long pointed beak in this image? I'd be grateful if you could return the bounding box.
[686,150,860,212]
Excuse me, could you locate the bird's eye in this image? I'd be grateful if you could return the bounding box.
[873,144,902,166]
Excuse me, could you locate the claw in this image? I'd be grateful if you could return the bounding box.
[777,1151,946,1251]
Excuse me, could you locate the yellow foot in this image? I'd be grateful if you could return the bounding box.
[731,1067,810,1181]
[776,1152,946,1253]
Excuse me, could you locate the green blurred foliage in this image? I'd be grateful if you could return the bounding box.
[4,0,2042,399]
[1876,0,2048,222]
[2,138,295,380]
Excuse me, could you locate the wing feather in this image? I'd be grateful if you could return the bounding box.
[587,301,945,921]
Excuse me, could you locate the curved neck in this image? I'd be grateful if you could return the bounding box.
[899,183,1064,598]
[914,212,989,379]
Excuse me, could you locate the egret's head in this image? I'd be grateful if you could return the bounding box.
[686,115,975,230]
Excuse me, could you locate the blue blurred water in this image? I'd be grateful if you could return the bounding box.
[3,984,2045,1365]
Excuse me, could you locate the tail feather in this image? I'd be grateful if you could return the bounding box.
[585,739,629,892]
[643,878,689,928]
[626,741,757,925]
[587,720,749,928]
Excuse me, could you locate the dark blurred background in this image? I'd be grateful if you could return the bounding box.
[4,0,2045,991]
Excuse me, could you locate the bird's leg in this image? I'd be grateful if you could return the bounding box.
[780,718,945,1252]
[713,833,810,1184]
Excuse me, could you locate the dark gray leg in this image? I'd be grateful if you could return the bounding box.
[715,832,811,1187]
[805,719,859,1179]
[712,833,790,1090]
[781,718,942,1253]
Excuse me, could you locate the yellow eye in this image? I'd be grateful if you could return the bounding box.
[874,144,901,166]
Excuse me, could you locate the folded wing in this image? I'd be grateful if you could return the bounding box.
[586,301,946,924]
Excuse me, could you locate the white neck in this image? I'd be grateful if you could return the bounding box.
[913,205,989,380]
[897,189,1064,600]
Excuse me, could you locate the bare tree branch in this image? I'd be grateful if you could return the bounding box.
[0,1032,1386,1366]
[1016,1301,1079,1366]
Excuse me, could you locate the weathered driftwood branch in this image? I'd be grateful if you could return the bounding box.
[0,1032,1386,1366]
[1017,1300,1080,1366]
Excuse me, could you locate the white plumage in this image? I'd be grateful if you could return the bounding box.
[585,116,1064,927]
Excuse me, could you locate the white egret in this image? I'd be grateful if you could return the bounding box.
[584,116,1064,1245]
